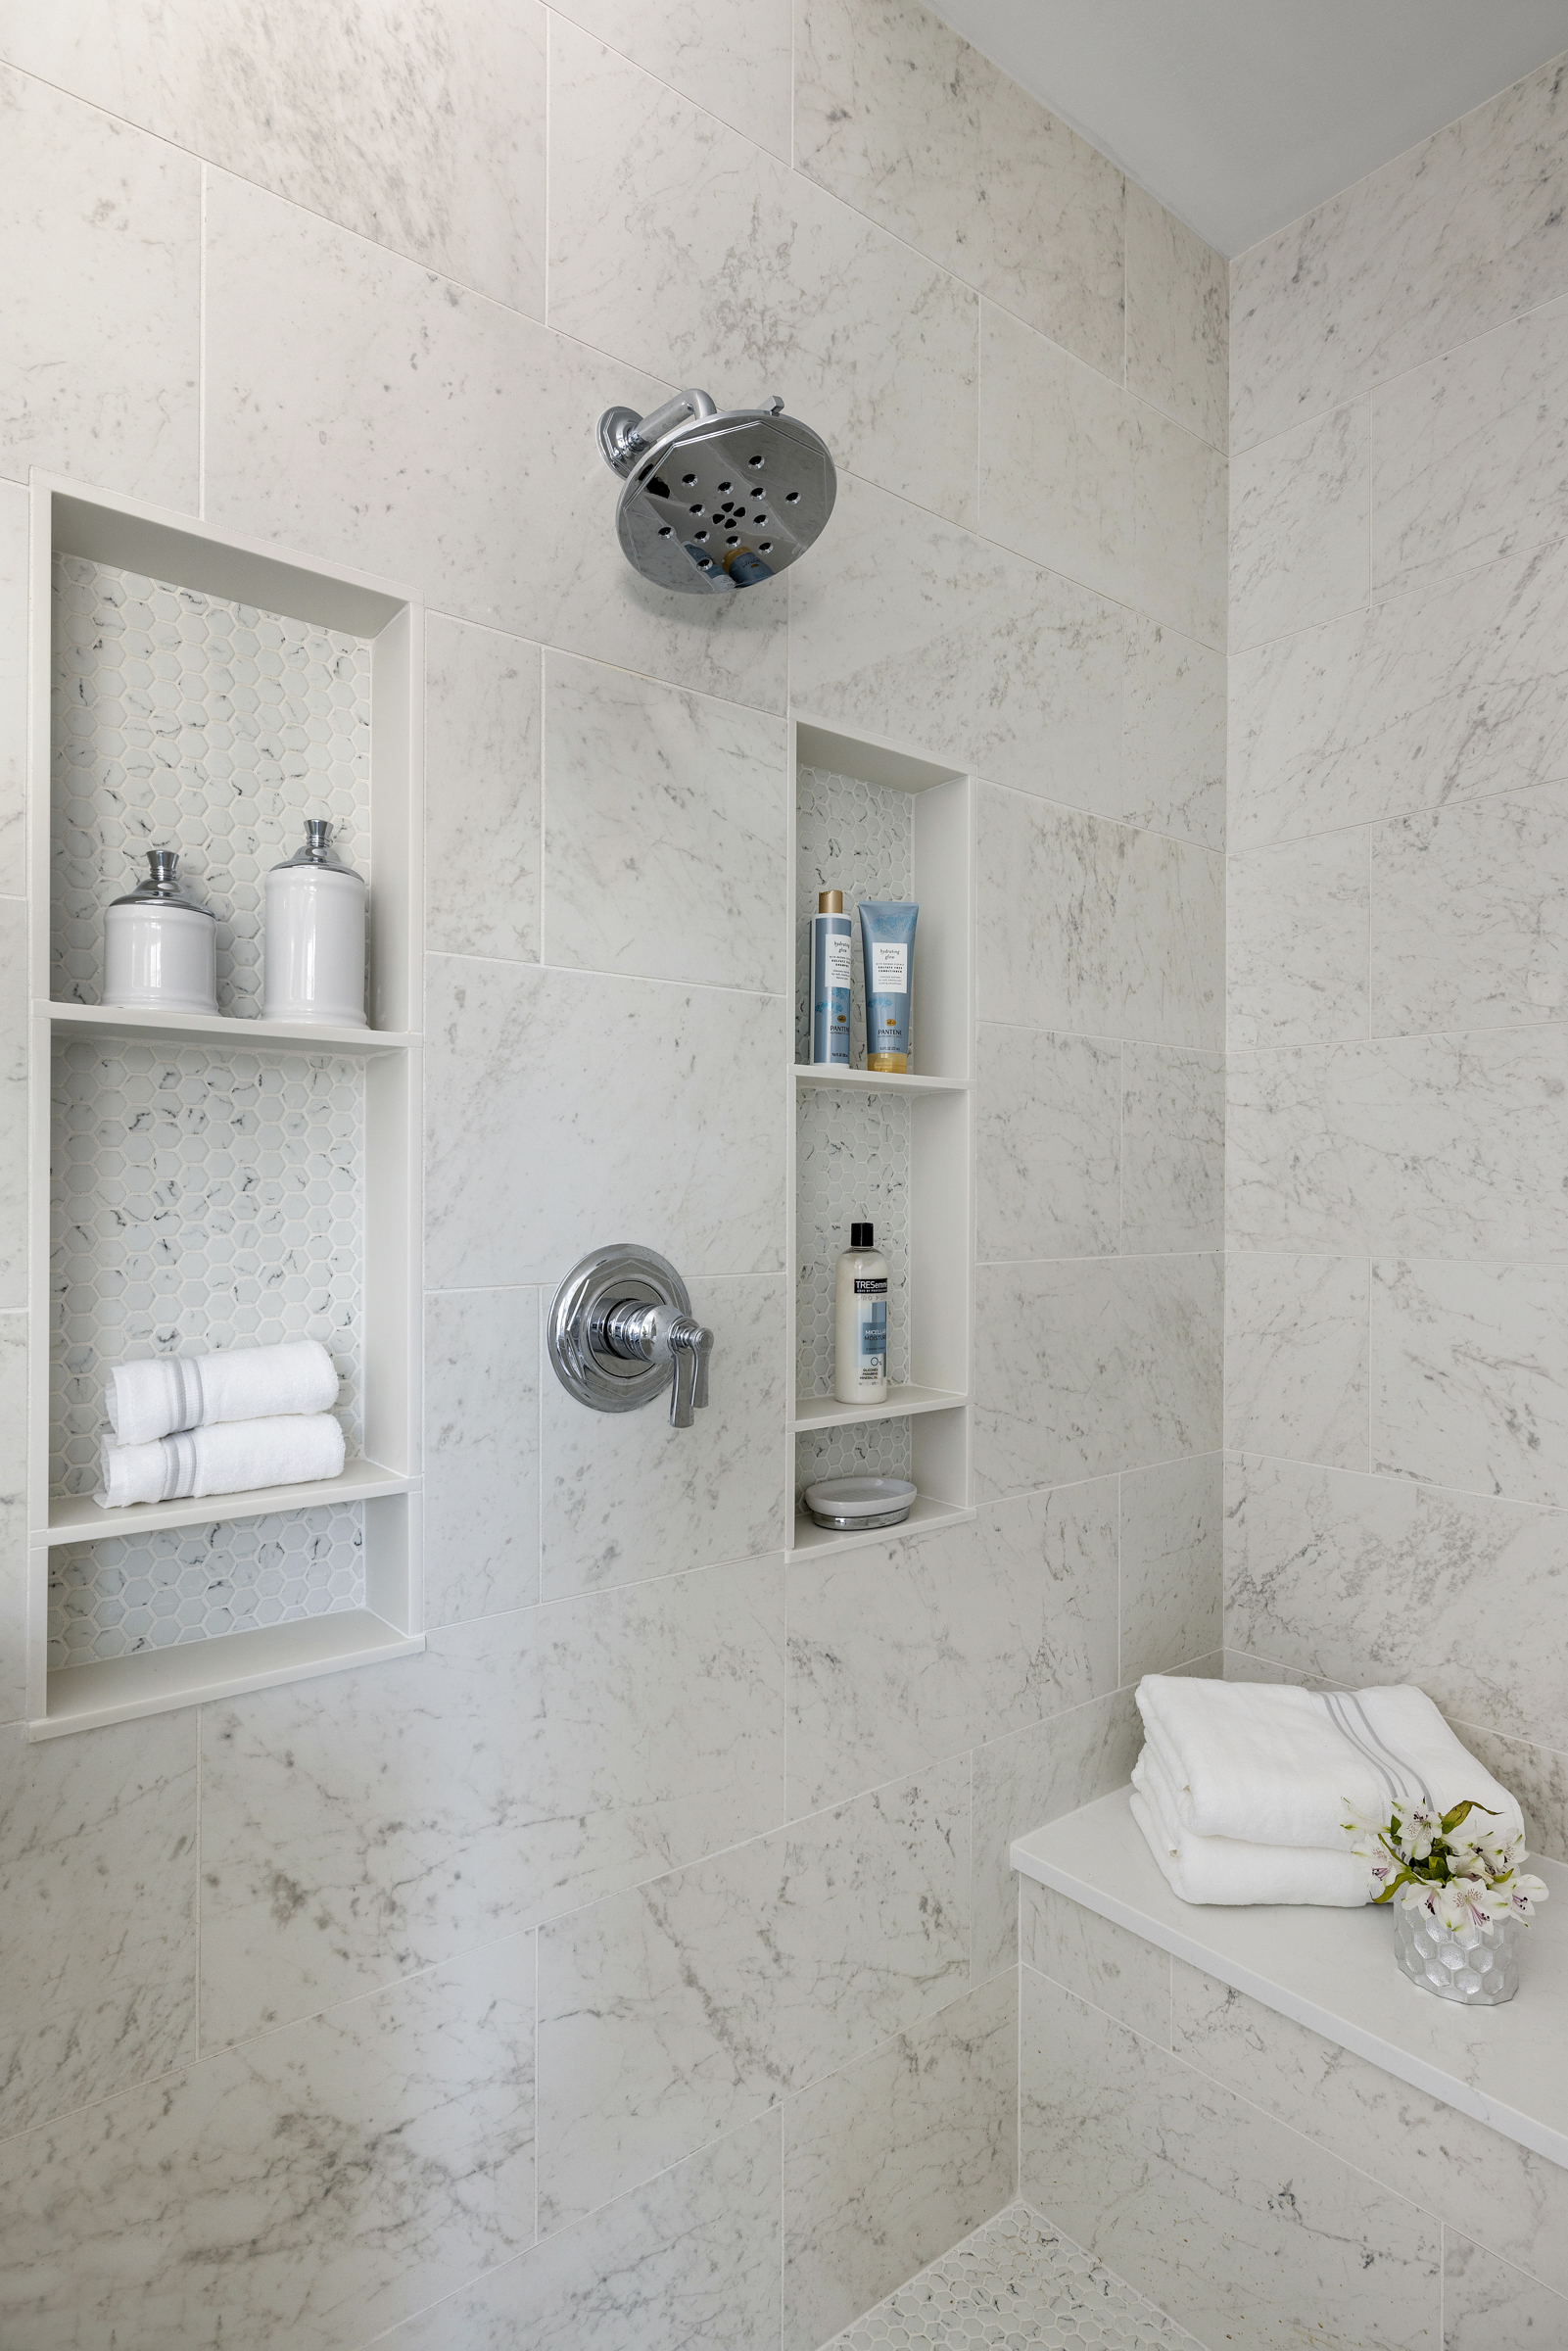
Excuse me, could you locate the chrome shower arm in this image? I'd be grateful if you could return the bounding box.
[597,389,718,475]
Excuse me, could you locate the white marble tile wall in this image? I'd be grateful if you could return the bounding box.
[0,1,1228,2342]
[1225,41,1568,1878]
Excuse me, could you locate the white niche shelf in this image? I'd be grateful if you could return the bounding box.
[785,717,974,1561]
[24,475,425,1737]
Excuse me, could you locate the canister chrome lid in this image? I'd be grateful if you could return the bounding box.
[109,848,215,917]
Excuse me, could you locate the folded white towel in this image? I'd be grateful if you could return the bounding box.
[95,1413,346,1510]
[105,1340,340,1447]
[1136,1673,1523,1848]
[1131,1745,1369,1907]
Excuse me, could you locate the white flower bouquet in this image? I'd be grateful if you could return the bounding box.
[1343,1797,1548,1929]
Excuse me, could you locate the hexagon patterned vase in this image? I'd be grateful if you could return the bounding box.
[1393,1904,1521,2004]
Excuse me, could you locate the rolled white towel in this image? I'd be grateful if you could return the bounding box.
[104,1340,340,1447]
[1131,1744,1369,1907]
[95,1413,346,1510]
[1136,1673,1524,1848]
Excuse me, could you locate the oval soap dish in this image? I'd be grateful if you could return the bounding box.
[803,1474,916,1531]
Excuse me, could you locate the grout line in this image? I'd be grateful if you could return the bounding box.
[197,164,208,519]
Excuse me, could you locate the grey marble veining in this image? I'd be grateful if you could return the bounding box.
[1371,784,1568,1034]
[543,651,787,992]
[422,1286,541,1626]
[1022,1971,1441,2351]
[974,1253,1222,1499]
[793,0,1124,378]
[552,0,791,157]
[1118,1045,1223,1253]
[1229,400,1370,654]
[1229,532,1568,853]
[1223,1252,1370,1471]
[1124,182,1227,454]
[0,66,198,506]
[0,1711,197,2138]
[197,1558,785,2043]
[782,1972,1018,2351]
[1021,1878,1171,2045]
[1453,1716,1568,1865]
[1117,1454,1222,1686]
[1372,1257,1568,1510]
[424,616,541,966]
[790,472,1124,815]
[0,1934,536,2351]
[1228,829,1370,1046]
[0,1314,24,1726]
[1230,53,1568,453]
[1120,619,1225,853]
[1223,1449,1568,1751]
[540,1272,785,1598]
[548,19,978,529]
[535,1758,971,2227]
[970,1689,1141,1981]
[786,1486,1119,1816]
[377,2109,783,2351]
[424,954,786,1290]
[975,1025,1120,1263]
[1444,2233,1568,2349]
[203,173,790,713]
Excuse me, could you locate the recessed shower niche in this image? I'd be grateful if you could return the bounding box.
[786,720,974,1556]
[24,475,425,1736]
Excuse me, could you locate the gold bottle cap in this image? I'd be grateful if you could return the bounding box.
[818,889,843,913]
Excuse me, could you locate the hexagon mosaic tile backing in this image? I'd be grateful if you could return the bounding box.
[796,1083,910,1399]
[51,553,370,1018]
[825,2202,1199,2351]
[795,1415,913,1508]
[795,765,914,1067]
[49,1505,365,1670]
[51,1036,364,1498]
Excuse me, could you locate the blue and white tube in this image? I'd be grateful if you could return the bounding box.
[858,899,919,1073]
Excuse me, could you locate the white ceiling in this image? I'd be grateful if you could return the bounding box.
[929,0,1568,255]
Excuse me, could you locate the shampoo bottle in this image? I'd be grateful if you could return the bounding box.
[833,1221,888,1406]
[809,888,852,1065]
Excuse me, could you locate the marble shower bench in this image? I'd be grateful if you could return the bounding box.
[1011,1789,1568,2349]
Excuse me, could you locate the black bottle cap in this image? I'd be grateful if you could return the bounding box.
[850,1222,874,1248]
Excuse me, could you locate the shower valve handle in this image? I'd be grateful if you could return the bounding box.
[598,1299,714,1427]
[670,1318,714,1427]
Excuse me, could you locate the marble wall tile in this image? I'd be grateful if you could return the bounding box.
[790,472,1124,814]
[1229,539,1568,851]
[1228,830,1370,1046]
[0,66,198,505]
[0,1712,196,2138]
[1371,1258,1568,1510]
[970,1688,1141,1980]
[1120,618,1225,852]
[1020,1878,1171,2043]
[1119,1044,1224,1253]
[0,896,24,1313]
[424,616,541,965]
[1132,397,1228,651]
[1444,2233,1568,2349]
[0,483,24,874]
[1374,295,1568,597]
[198,1557,786,2041]
[203,174,790,714]
[1223,1450,1568,1751]
[378,2110,782,2351]
[548,21,977,530]
[536,1758,970,2227]
[1226,1030,1568,1257]
[1124,181,1227,453]
[543,652,787,992]
[1223,1252,1371,1471]
[1230,54,1568,453]
[1371,784,1568,1034]
[1118,1453,1222,1684]
[424,955,786,1290]
[1170,1958,1568,2303]
[1450,1717,1568,1864]
[786,1483,1120,1814]
[793,0,1123,376]
[0,1934,536,2351]
[782,1970,1017,2351]
[1022,1970,1441,2350]
[423,1286,540,1626]
[975,1025,1120,1263]
[976,787,1223,1051]
[1229,402,1370,654]
[974,1253,1222,1498]
[553,0,791,155]
[0,0,547,313]
[0,1314,24,1727]
[540,1273,785,1598]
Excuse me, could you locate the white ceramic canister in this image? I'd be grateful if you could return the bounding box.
[103,848,218,1014]
[262,820,366,1027]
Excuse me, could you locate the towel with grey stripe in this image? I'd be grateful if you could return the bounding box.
[1135,1673,1523,1853]
[95,1413,346,1511]
[105,1339,340,1447]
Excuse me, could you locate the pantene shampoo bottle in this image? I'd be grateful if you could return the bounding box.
[809,888,852,1065]
[833,1221,888,1406]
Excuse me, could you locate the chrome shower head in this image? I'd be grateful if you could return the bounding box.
[596,388,836,595]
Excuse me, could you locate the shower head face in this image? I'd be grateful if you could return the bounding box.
[614,408,835,595]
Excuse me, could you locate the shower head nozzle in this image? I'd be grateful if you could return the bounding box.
[596,388,836,596]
